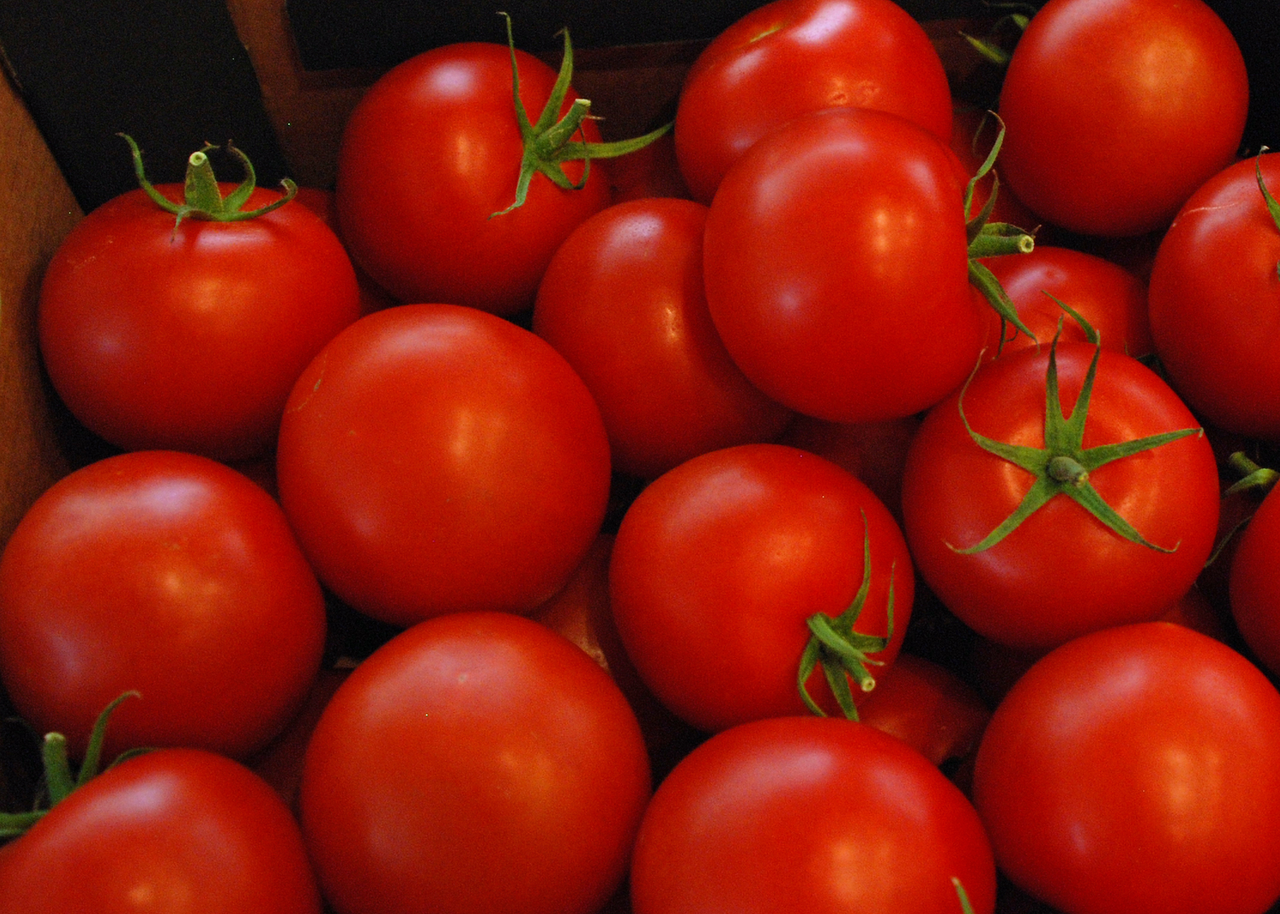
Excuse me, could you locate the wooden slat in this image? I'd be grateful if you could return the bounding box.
[0,75,83,543]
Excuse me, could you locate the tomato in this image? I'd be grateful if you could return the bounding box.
[0,450,327,761]
[0,747,322,914]
[1148,152,1280,439]
[629,715,997,914]
[901,339,1220,652]
[533,197,792,479]
[980,244,1153,360]
[298,611,651,914]
[673,0,953,204]
[972,622,1280,914]
[702,105,987,422]
[777,412,920,521]
[334,36,610,315]
[1229,481,1280,679]
[855,652,990,774]
[37,145,362,461]
[605,131,690,203]
[996,0,1249,237]
[529,534,706,776]
[609,443,912,732]
[275,303,611,628]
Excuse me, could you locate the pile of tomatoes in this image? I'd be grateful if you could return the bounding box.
[3,0,1280,912]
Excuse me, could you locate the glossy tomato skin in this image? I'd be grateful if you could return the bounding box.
[703,106,987,423]
[609,443,912,732]
[901,342,1219,653]
[335,42,610,315]
[1229,484,1280,678]
[275,303,611,628]
[1148,153,1280,438]
[0,450,327,761]
[0,748,323,914]
[629,716,997,914]
[981,245,1153,360]
[997,0,1248,237]
[37,184,362,461]
[533,197,792,479]
[298,611,652,914]
[972,622,1280,914]
[674,0,953,204]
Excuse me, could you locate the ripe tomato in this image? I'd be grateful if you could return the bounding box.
[629,716,997,914]
[0,747,323,914]
[777,412,920,521]
[901,340,1219,652]
[1148,152,1280,438]
[609,443,912,732]
[0,450,327,761]
[855,652,991,773]
[275,303,611,628]
[334,37,610,315]
[996,0,1249,237]
[980,245,1153,360]
[529,535,706,776]
[533,197,792,479]
[702,105,987,422]
[972,622,1280,914]
[298,611,651,914]
[1229,481,1280,679]
[37,150,361,461]
[673,0,953,204]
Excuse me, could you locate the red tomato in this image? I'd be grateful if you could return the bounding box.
[972,622,1280,914]
[334,39,610,314]
[996,0,1248,237]
[901,341,1220,652]
[674,0,953,203]
[1148,153,1280,438]
[980,245,1153,360]
[855,652,991,772]
[629,716,997,914]
[0,450,327,761]
[275,303,612,628]
[298,611,651,914]
[533,197,792,479]
[0,748,323,914]
[777,412,920,521]
[291,185,399,313]
[702,105,987,422]
[529,534,706,776]
[37,176,361,462]
[1229,482,1280,678]
[609,443,912,732]
[606,131,691,203]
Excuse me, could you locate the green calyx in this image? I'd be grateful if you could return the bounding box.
[120,133,297,231]
[797,510,895,721]
[492,11,671,217]
[0,692,148,840]
[963,113,1038,345]
[951,316,1201,554]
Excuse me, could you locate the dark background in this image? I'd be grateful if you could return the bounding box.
[0,0,1274,213]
